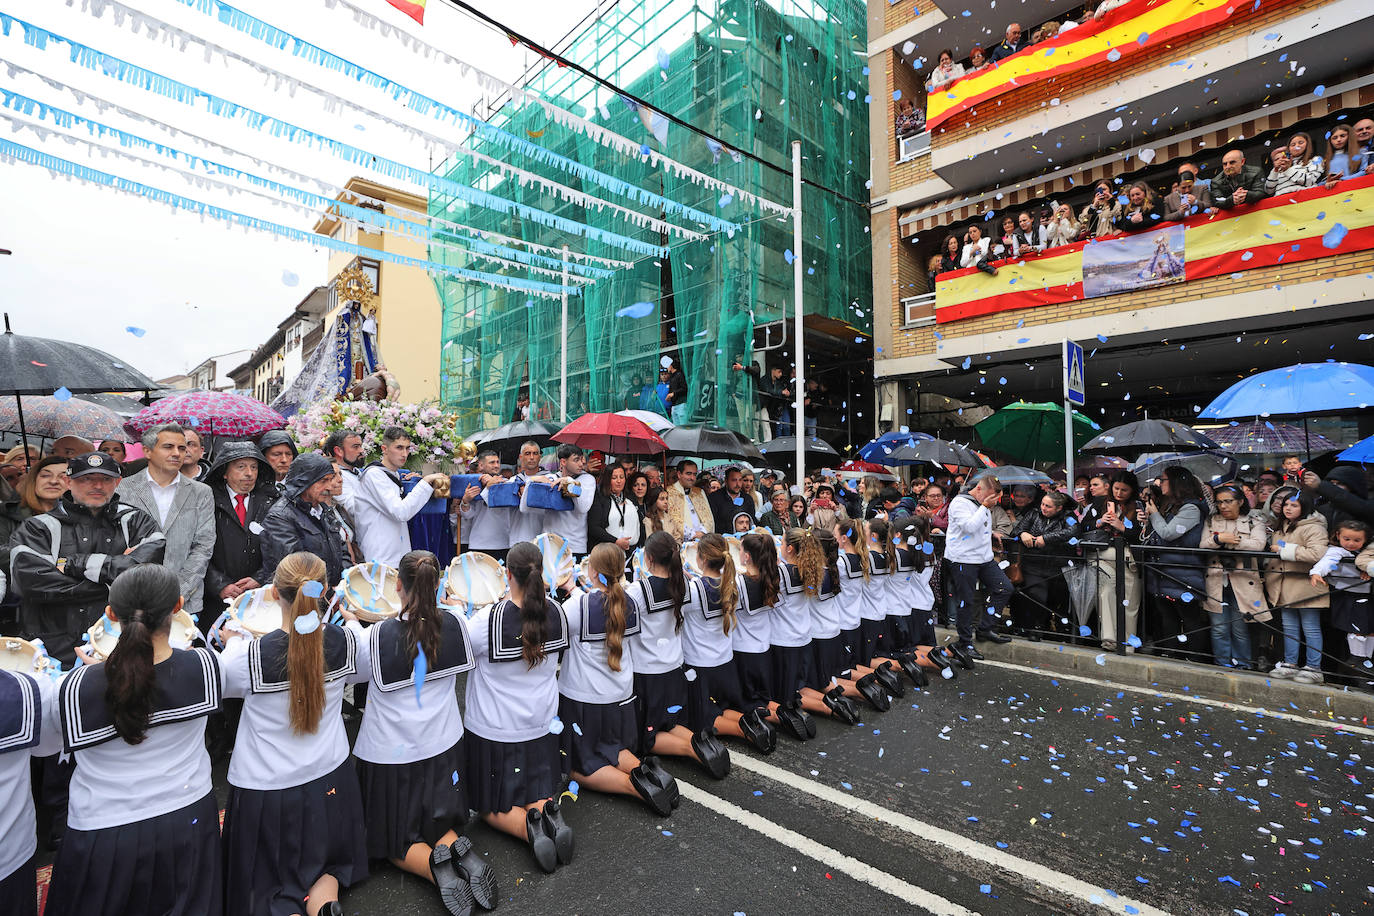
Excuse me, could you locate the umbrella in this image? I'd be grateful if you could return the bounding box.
[0,395,126,441]
[974,401,1100,464]
[469,419,558,464]
[1081,419,1221,456]
[1131,450,1240,487]
[1337,434,1374,464]
[614,409,674,433]
[127,391,286,439]
[856,430,931,462]
[1199,362,1374,418]
[886,437,984,468]
[833,459,898,482]
[75,393,147,418]
[1201,420,1339,455]
[662,424,764,462]
[553,413,666,456]
[757,436,839,460]
[970,465,1053,486]
[0,313,159,460]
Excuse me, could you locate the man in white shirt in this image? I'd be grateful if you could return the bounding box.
[352,426,445,568]
[117,422,215,616]
[509,440,547,548]
[944,474,1014,656]
[460,448,514,563]
[531,444,596,560]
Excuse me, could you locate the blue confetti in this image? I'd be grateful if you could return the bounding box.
[281,269,299,287]
[53,386,72,401]
[617,302,656,319]
[301,580,324,598]
[293,610,320,635]
[1313,84,1326,97]
[1321,224,1348,249]
[656,48,671,70]
[549,716,565,735]
[125,326,146,337]
[666,704,683,714]
[413,644,427,706]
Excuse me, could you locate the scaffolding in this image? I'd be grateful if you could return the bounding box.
[430,0,872,437]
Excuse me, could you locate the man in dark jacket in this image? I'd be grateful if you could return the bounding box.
[1211,149,1268,209]
[202,441,279,623]
[1303,465,1374,528]
[259,453,347,590]
[708,466,756,534]
[988,23,1025,62]
[8,452,165,668]
[258,429,299,495]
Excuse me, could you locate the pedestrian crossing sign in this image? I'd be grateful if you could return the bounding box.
[1063,340,1086,406]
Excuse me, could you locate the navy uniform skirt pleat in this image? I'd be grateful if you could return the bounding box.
[223,758,368,916]
[357,739,469,861]
[1,855,37,916]
[807,635,844,690]
[684,659,743,731]
[45,791,221,916]
[734,650,774,707]
[463,731,564,814]
[633,669,688,753]
[558,694,638,774]
[769,643,812,700]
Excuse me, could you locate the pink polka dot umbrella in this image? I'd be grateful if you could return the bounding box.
[126,391,287,439]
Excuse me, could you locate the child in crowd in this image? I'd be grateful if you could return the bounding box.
[1310,521,1374,682]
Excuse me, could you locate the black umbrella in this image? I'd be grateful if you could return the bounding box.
[469,419,557,464]
[970,465,1054,486]
[1,313,159,462]
[1081,419,1221,456]
[757,436,839,460]
[75,393,148,418]
[886,437,984,468]
[663,424,764,462]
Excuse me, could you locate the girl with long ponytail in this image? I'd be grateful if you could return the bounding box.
[354,551,496,914]
[680,533,779,756]
[833,515,905,702]
[734,533,815,742]
[811,524,894,714]
[628,531,729,779]
[556,543,680,818]
[460,541,573,875]
[219,551,371,916]
[774,528,862,725]
[880,518,965,683]
[45,564,223,916]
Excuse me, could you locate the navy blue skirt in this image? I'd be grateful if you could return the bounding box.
[888,613,915,652]
[463,730,565,814]
[46,791,221,916]
[559,694,638,775]
[357,739,468,861]
[839,627,861,671]
[223,759,368,916]
[634,669,688,753]
[734,649,774,707]
[1,855,35,916]
[859,618,888,662]
[807,635,844,689]
[770,643,812,699]
[685,659,744,732]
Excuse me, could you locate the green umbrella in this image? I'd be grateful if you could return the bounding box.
[974,401,1100,465]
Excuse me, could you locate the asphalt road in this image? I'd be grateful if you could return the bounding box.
[333,659,1373,916]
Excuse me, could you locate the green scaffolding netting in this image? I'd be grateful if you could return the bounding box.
[431,0,872,439]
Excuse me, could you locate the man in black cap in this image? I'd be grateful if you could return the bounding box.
[258,430,298,495]
[9,452,166,669]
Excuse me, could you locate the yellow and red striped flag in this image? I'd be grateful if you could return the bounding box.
[385,0,425,25]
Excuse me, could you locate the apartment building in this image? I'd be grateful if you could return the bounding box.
[868,0,1374,434]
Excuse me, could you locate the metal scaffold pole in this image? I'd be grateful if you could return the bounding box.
[792,140,805,488]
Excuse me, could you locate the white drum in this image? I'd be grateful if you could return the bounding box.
[445,552,508,612]
[0,637,48,673]
[228,586,283,637]
[534,533,576,591]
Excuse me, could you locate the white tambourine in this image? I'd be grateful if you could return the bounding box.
[534,533,576,591]
[0,637,49,673]
[445,551,508,613]
[227,586,283,637]
[341,562,403,623]
[86,610,198,661]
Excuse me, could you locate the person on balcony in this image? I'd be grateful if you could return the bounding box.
[1323,125,1366,187]
[1077,181,1121,237]
[988,24,1025,63]
[992,215,1017,259]
[1119,181,1162,233]
[937,234,962,274]
[958,225,998,276]
[925,49,965,92]
[895,99,925,138]
[1264,147,1312,197]
[1162,167,1213,221]
[1211,149,1267,209]
[1011,210,1048,256]
[1285,132,1325,188]
[1352,119,1374,176]
[966,46,989,73]
[1043,204,1078,247]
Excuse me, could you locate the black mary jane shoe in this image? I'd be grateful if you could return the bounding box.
[692,727,732,779]
[630,763,677,817]
[429,843,478,916]
[895,653,930,688]
[739,707,779,754]
[944,642,977,670]
[317,903,345,916]
[447,835,498,911]
[776,700,813,741]
[541,798,575,866]
[640,755,680,809]
[823,686,862,725]
[855,673,892,712]
[872,662,905,698]
[525,808,558,873]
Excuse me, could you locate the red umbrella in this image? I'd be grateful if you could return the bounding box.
[126,391,287,439]
[553,412,666,456]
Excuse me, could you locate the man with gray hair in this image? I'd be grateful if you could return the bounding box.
[944,473,1015,657]
[988,23,1025,62]
[117,422,216,617]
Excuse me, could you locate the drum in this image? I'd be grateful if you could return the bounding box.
[228,586,283,637]
[445,551,508,613]
[86,610,199,660]
[341,562,403,623]
[0,637,48,674]
[534,533,576,591]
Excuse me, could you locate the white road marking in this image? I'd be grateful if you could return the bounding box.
[676,778,980,916]
[723,757,1174,916]
[978,658,1374,738]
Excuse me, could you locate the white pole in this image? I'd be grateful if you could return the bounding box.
[1064,398,1075,493]
[560,244,569,422]
[791,140,805,490]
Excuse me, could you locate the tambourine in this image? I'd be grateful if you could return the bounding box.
[681,538,744,577]
[534,533,576,591]
[227,586,283,637]
[0,637,49,673]
[341,562,402,623]
[445,551,508,613]
[86,610,198,661]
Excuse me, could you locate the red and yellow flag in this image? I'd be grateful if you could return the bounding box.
[385,0,425,25]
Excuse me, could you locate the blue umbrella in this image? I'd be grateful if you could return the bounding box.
[856,430,931,462]
[1199,362,1374,418]
[1337,434,1374,464]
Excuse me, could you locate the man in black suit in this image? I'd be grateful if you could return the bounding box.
[202,441,278,625]
[708,465,757,534]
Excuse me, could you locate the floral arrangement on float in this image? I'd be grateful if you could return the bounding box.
[286,398,471,472]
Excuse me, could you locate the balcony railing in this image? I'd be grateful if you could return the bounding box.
[900,292,937,326]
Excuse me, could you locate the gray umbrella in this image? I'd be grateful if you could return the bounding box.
[970,465,1054,486]
[1082,419,1221,456]
[886,438,984,468]
[469,420,557,464]
[663,424,764,462]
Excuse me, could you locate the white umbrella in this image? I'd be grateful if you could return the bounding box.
[614,409,673,433]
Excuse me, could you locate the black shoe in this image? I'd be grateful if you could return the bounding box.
[944,642,976,670]
[895,653,930,688]
[823,686,861,725]
[792,696,818,738]
[430,843,479,916]
[640,755,680,809]
[630,763,676,817]
[317,904,344,916]
[976,629,1012,644]
[776,701,812,742]
[525,808,557,873]
[541,798,574,866]
[739,707,778,754]
[961,643,986,662]
[692,727,731,779]
[873,662,905,698]
[448,835,497,910]
[855,673,892,712]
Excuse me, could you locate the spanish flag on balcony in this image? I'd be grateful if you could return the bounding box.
[925,0,1240,130]
[385,0,425,25]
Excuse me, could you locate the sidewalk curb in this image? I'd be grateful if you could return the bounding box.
[936,628,1374,727]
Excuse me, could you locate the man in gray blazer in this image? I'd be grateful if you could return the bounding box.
[118,421,216,617]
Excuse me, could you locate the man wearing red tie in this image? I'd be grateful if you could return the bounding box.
[202,441,281,627]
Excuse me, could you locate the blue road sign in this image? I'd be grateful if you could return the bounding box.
[1063,339,1086,406]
